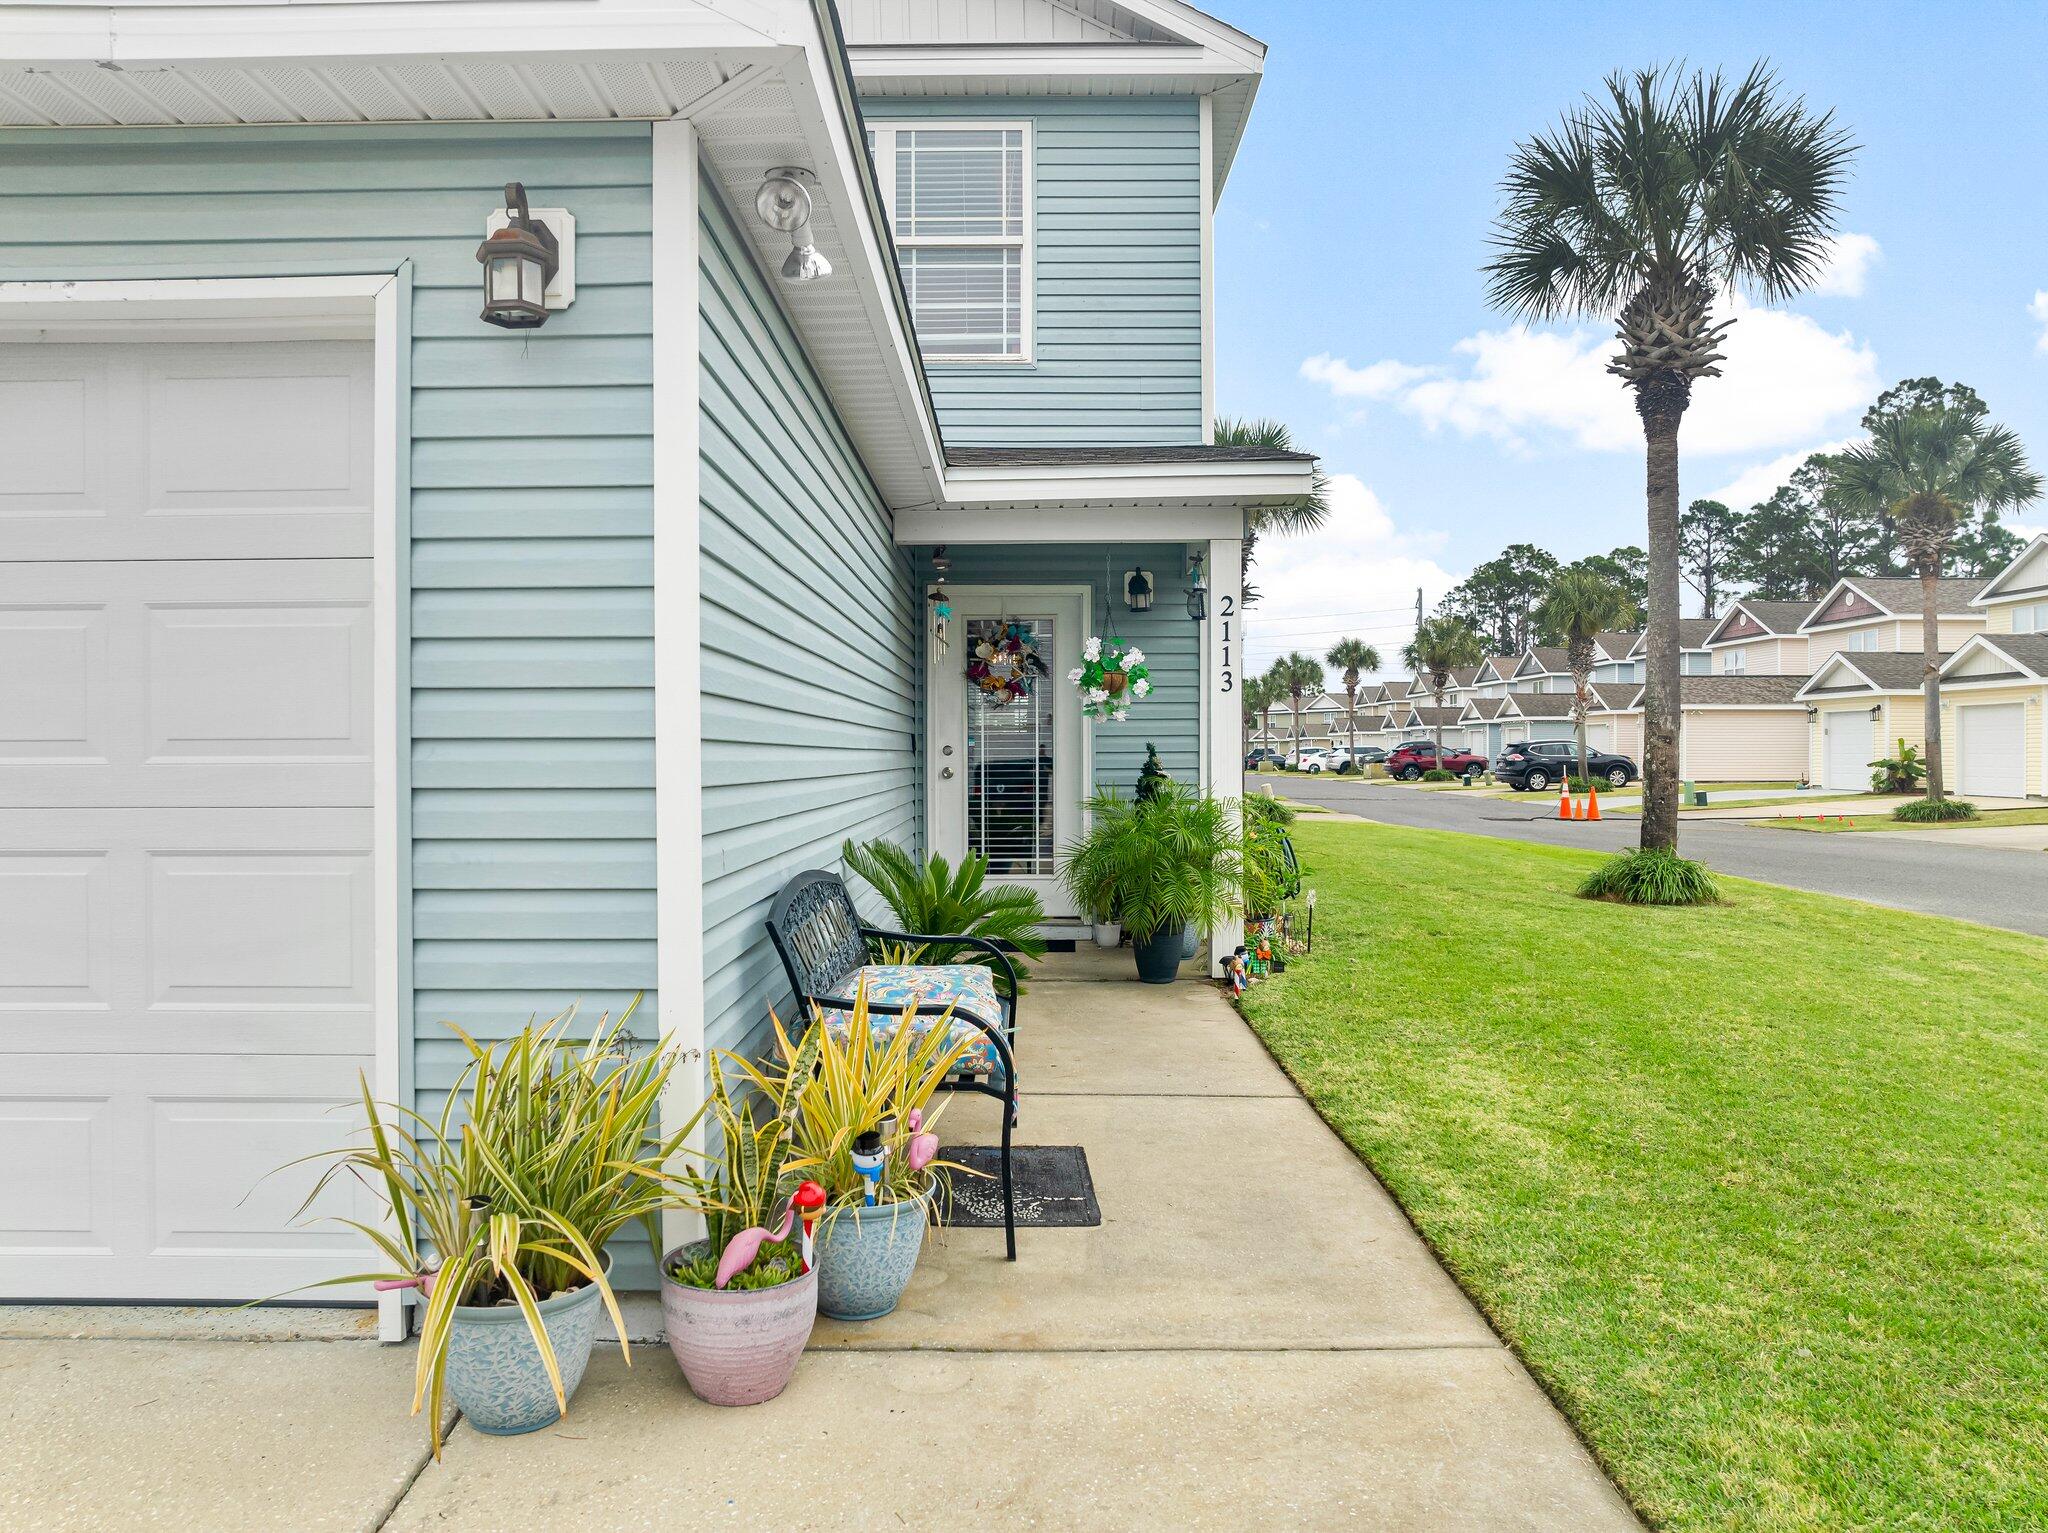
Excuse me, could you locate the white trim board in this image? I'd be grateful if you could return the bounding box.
[0,273,407,1339]
[652,119,708,1256]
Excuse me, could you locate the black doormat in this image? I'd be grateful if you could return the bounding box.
[933,1145,1100,1228]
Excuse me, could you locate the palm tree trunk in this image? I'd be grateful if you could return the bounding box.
[1575,673,1590,784]
[1433,685,1445,764]
[1640,407,1685,851]
[1346,685,1358,770]
[1921,570,1945,803]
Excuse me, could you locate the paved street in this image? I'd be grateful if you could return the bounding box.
[1263,775,2048,940]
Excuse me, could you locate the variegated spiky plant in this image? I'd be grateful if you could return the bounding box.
[1485,63,1854,851]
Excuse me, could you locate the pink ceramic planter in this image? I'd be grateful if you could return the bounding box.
[659,1241,818,1406]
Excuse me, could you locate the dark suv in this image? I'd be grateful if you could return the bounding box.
[1495,739,1636,791]
[1385,740,1488,780]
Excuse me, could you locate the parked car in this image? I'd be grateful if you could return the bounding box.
[1244,748,1285,771]
[1494,739,1637,791]
[1302,748,1349,774]
[1384,740,1488,781]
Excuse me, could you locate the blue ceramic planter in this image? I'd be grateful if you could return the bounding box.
[443,1259,607,1436]
[815,1188,931,1321]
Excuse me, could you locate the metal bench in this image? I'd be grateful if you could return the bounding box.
[765,869,1018,1259]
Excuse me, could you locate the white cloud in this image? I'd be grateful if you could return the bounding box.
[1301,293,1878,459]
[2030,290,2048,353]
[1707,438,1860,510]
[1243,473,1459,682]
[1810,233,1882,298]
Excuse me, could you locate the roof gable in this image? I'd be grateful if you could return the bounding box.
[1805,577,1984,628]
[1941,633,2048,681]
[1706,599,1814,645]
[1975,535,2048,605]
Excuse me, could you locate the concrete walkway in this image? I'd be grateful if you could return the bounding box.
[0,955,1638,1531]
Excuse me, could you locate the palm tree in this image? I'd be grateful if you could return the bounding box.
[1242,671,1284,757]
[1484,64,1854,852]
[1535,570,1636,786]
[1215,417,1328,606]
[1833,403,2040,803]
[1324,637,1382,770]
[1268,653,1325,766]
[1400,617,1485,764]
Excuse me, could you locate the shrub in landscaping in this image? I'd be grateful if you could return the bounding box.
[1577,847,1719,906]
[1891,797,1979,823]
[1244,794,1297,829]
[1421,768,1457,782]
[1566,776,1594,793]
[1869,739,1926,794]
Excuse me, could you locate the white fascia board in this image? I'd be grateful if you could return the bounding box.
[1794,655,1881,698]
[1117,0,1266,69]
[2,1,789,68]
[849,44,1232,81]
[895,503,1243,545]
[936,458,1313,511]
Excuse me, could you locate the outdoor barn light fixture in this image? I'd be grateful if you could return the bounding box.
[1123,568,1155,612]
[1184,550,1208,622]
[476,183,562,329]
[756,168,833,282]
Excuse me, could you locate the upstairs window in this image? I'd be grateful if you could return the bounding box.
[867,124,1033,362]
[1845,628,1880,651]
[1682,651,1711,675]
[1722,647,1747,673]
[2014,602,2048,633]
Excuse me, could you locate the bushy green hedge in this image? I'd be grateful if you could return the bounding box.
[1578,847,1719,906]
[1891,797,1979,823]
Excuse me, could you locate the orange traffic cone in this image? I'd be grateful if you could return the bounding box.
[1559,785,1574,820]
[1586,783,1601,821]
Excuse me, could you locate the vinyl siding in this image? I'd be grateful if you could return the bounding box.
[0,121,659,1134]
[1808,616,1985,660]
[934,544,1200,791]
[1679,709,1808,781]
[1710,634,1809,674]
[1941,684,2046,798]
[698,174,921,1065]
[860,96,1203,446]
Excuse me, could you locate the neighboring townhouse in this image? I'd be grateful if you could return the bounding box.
[1702,599,1816,674]
[1403,705,1467,746]
[1972,533,2048,636]
[1796,652,1948,790]
[1590,631,1644,684]
[1935,636,2048,799]
[1461,695,1514,758]
[1799,577,1985,662]
[1510,647,1576,694]
[1499,691,1579,743]
[1604,676,1809,781]
[1628,618,1718,676]
[1467,656,1524,699]
[0,0,1309,1315]
[1586,682,1646,759]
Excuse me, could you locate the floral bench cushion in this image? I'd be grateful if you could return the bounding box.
[817,964,1007,1081]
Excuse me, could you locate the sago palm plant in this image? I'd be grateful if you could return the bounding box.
[1485,63,1855,852]
[841,839,1046,983]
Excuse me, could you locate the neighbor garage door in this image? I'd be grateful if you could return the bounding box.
[1822,710,1874,792]
[0,340,376,1302]
[1957,703,2026,799]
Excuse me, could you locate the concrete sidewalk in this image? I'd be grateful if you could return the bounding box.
[0,954,1639,1531]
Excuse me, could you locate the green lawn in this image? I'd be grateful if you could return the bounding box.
[1241,819,2048,1532]
[1761,806,2048,833]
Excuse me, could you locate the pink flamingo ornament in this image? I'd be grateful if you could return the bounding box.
[714,1199,798,1289]
[906,1109,940,1176]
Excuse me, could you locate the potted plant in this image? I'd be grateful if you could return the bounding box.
[840,838,1047,981]
[653,1031,825,1407]
[274,1001,689,1457]
[1059,784,1244,984]
[737,988,972,1321]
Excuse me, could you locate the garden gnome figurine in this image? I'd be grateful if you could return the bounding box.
[1227,947,1250,996]
[1137,742,1169,801]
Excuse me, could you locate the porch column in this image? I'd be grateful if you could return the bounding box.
[1206,534,1244,976]
[652,117,707,1252]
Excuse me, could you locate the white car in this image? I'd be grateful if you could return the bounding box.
[1301,748,1349,774]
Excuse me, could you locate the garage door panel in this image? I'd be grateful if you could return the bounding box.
[0,560,370,807]
[0,1092,116,1255]
[149,851,373,1009]
[1824,710,1873,791]
[0,852,114,1010]
[1958,703,2025,799]
[0,342,369,561]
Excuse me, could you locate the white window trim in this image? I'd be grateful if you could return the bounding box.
[1722,647,1748,673]
[867,119,1036,365]
[2014,602,2048,634]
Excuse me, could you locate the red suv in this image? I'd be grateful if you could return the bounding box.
[1385,741,1487,781]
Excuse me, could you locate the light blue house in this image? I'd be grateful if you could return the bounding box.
[0,0,1307,1322]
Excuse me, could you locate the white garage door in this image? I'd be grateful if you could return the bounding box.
[1958,703,2026,799]
[0,340,376,1302]
[1585,723,1613,752]
[1822,710,1873,791]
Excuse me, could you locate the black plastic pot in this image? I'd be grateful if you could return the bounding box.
[1132,923,1187,984]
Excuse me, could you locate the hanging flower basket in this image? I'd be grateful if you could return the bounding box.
[967,624,1041,707]
[1071,636,1150,723]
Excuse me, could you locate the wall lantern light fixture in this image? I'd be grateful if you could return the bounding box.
[1184,549,1208,622]
[476,182,567,330]
[756,168,833,283]
[1123,568,1154,612]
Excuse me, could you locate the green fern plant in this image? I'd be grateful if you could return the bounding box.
[841,839,1046,984]
[1059,783,1244,942]
[1891,797,1978,823]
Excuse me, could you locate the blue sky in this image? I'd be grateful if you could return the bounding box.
[1215,0,2048,673]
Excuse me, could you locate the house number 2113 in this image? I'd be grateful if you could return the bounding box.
[1218,594,1235,692]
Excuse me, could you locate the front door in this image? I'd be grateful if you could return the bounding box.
[928,587,1088,919]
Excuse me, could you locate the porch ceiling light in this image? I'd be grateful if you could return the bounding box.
[475,182,559,330]
[757,168,833,283]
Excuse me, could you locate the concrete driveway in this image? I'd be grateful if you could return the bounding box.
[1266,773,2048,939]
[0,954,1638,1532]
